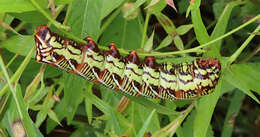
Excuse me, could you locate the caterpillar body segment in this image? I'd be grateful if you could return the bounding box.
[34,25,221,100]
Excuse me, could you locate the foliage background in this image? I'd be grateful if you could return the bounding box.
[0,0,260,137]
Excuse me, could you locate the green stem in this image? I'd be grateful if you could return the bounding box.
[152,103,194,137]
[185,20,216,49]
[0,54,18,77]
[30,0,70,31]
[100,6,122,36]
[48,13,260,58]
[239,43,260,63]
[140,12,151,49]
[63,3,72,25]
[0,56,23,119]
[227,24,260,64]
[0,46,35,96]
[149,14,260,57]
[15,22,26,32]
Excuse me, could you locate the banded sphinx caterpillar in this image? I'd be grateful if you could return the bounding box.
[34,25,221,100]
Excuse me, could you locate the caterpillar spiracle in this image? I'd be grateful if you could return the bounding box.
[34,25,221,100]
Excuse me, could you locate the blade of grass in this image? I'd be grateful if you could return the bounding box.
[206,1,245,57]
[0,56,23,119]
[0,46,35,97]
[84,82,94,124]
[137,109,156,137]
[152,103,194,137]
[154,35,172,50]
[84,89,122,135]
[46,73,85,133]
[141,12,151,49]
[223,67,260,103]
[190,0,210,44]
[0,57,41,137]
[221,91,245,137]
[117,92,179,115]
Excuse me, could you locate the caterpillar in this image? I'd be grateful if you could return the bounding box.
[34,25,221,100]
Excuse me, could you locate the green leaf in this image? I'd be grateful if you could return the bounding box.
[205,1,245,57]
[178,0,189,14]
[144,31,154,52]
[46,73,85,133]
[47,110,61,126]
[153,103,194,137]
[123,0,145,18]
[54,0,76,5]
[67,0,104,40]
[176,24,193,35]
[190,0,210,45]
[223,64,260,103]
[35,108,47,128]
[176,110,195,137]
[173,36,184,51]
[0,0,48,13]
[9,11,49,23]
[155,12,176,35]
[193,78,222,137]
[1,85,43,137]
[35,89,56,127]
[84,82,94,124]
[100,13,142,50]
[221,91,245,137]
[212,1,226,19]
[231,63,260,94]
[137,109,156,137]
[146,0,167,14]
[84,89,122,135]
[0,35,34,56]
[119,92,179,115]
[155,35,172,50]
[100,0,125,19]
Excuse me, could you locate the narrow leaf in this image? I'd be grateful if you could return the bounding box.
[193,78,222,137]
[176,24,193,35]
[137,110,156,137]
[155,35,172,50]
[144,31,155,52]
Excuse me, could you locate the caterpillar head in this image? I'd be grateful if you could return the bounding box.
[34,25,57,64]
[197,58,221,75]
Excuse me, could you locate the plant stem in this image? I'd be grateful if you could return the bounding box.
[63,3,72,25]
[0,56,23,119]
[100,6,122,36]
[148,14,260,57]
[30,0,70,31]
[227,24,260,64]
[0,46,35,96]
[37,5,260,58]
[240,43,260,63]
